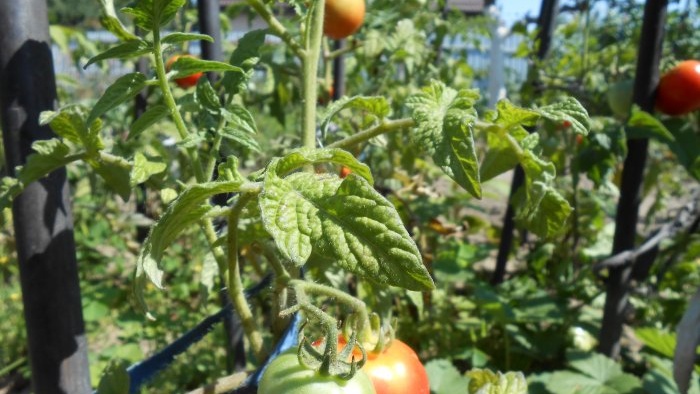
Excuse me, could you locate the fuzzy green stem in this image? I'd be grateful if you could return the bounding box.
[327,118,415,150]
[205,132,224,180]
[227,194,265,361]
[0,357,26,377]
[246,0,305,58]
[200,220,228,272]
[301,0,326,150]
[152,27,206,183]
[290,279,371,340]
[325,41,362,61]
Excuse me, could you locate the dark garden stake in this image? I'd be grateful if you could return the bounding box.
[197,0,247,373]
[492,0,560,285]
[598,0,668,358]
[198,0,223,82]
[0,1,91,393]
[332,40,345,101]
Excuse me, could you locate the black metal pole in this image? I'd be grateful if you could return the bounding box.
[492,0,559,285]
[0,1,91,393]
[332,40,345,101]
[197,0,246,373]
[135,46,150,243]
[598,0,667,358]
[198,0,223,81]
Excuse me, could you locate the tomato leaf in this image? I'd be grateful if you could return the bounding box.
[121,0,186,31]
[407,80,482,198]
[536,97,590,136]
[634,327,677,359]
[479,131,519,182]
[41,106,104,153]
[96,359,130,394]
[168,57,243,80]
[162,32,213,45]
[129,104,169,139]
[513,151,572,238]
[538,351,644,394]
[0,139,85,209]
[221,105,257,135]
[466,369,528,394]
[425,359,470,394]
[98,0,139,41]
[269,148,373,183]
[259,170,434,291]
[134,180,244,315]
[130,152,166,187]
[88,72,148,125]
[195,78,221,113]
[674,288,700,394]
[492,99,540,131]
[320,95,391,137]
[220,128,261,152]
[0,177,22,211]
[88,157,132,201]
[626,107,675,143]
[84,39,152,69]
[221,29,266,96]
[19,140,73,184]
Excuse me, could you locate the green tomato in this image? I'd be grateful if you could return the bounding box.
[607,79,634,119]
[258,349,377,394]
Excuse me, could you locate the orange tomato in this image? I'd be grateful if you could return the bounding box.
[655,60,700,116]
[324,0,366,40]
[339,166,352,178]
[315,336,430,394]
[165,54,203,89]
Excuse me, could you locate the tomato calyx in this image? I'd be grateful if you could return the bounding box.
[301,327,368,380]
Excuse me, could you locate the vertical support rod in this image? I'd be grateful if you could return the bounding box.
[134,37,150,243]
[198,0,223,82]
[197,0,246,372]
[0,1,91,393]
[332,40,345,101]
[492,0,560,285]
[599,0,667,358]
[487,5,505,108]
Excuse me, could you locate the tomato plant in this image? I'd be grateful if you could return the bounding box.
[324,0,366,40]
[656,60,700,116]
[165,54,203,89]
[258,349,377,394]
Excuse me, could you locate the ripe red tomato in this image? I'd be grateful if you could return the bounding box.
[324,0,366,40]
[165,54,203,89]
[655,60,700,116]
[317,337,429,394]
[258,349,377,394]
[362,339,430,394]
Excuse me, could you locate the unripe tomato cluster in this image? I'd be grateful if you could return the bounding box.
[656,60,700,116]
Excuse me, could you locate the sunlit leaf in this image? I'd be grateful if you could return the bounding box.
[259,170,434,291]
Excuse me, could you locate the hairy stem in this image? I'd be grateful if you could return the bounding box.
[327,118,415,150]
[152,26,206,183]
[246,0,305,58]
[301,0,326,150]
[227,194,265,361]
